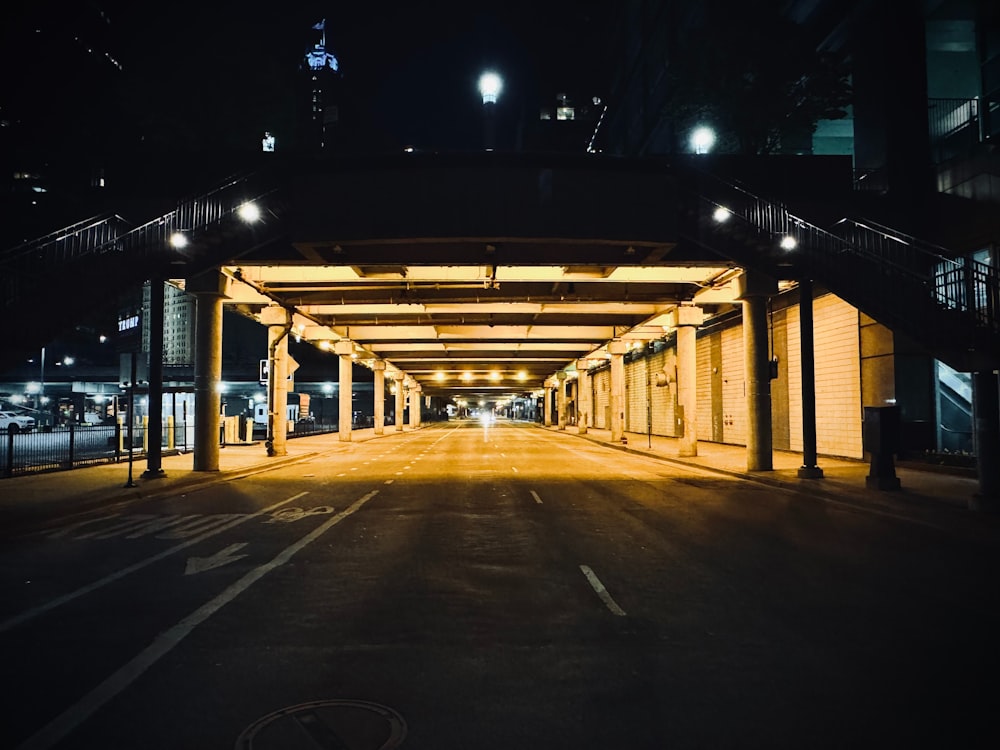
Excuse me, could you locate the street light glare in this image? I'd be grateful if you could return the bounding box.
[237,201,261,223]
[478,71,503,104]
[169,232,188,249]
[691,126,716,154]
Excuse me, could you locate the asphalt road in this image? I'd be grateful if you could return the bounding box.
[1,419,998,749]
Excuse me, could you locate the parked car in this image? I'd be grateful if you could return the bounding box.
[0,411,36,433]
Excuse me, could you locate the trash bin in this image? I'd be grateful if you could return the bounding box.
[863,405,901,490]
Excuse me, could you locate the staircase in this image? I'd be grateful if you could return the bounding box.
[681,166,1000,372]
[0,172,283,369]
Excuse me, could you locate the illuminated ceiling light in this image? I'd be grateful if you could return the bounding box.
[478,71,503,104]
[712,206,731,223]
[322,383,334,394]
[169,231,188,249]
[517,371,527,381]
[435,372,445,382]
[490,371,501,381]
[319,341,331,350]
[462,372,473,382]
[237,201,261,223]
[780,235,798,251]
[690,126,716,154]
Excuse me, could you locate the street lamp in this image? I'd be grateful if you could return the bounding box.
[478,71,503,150]
[690,125,716,154]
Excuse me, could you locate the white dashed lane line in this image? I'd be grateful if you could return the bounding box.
[530,490,543,504]
[579,565,627,617]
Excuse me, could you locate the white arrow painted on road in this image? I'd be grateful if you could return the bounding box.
[184,543,249,576]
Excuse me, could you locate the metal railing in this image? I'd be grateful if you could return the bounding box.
[928,97,980,143]
[4,424,138,477]
[685,166,1000,345]
[1,170,280,311]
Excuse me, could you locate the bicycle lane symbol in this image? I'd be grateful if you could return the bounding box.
[264,506,335,524]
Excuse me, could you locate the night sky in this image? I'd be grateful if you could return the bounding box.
[2,1,610,157]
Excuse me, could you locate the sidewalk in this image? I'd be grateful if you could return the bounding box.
[0,429,381,533]
[543,425,994,526]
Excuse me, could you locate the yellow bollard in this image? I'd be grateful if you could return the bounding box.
[167,415,175,451]
[142,415,149,452]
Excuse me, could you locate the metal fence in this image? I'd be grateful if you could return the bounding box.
[1,418,344,478]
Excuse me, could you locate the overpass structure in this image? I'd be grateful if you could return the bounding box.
[2,152,998,499]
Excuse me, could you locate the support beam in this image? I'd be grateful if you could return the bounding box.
[335,340,354,441]
[972,371,1000,511]
[556,371,568,430]
[797,280,824,478]
[543,384,553,426]
[190,271,225,471]
[576,359,590,434]
[411,385,422,429]
[671,305,703,457]
[394,372,405,431]
[609,339,627,443]
[261,305,291,457]
[738,271,777,471]
[373,361,386,435]
[142,278,166,479]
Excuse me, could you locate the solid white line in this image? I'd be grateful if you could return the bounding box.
[579,565,627,617]
[16,489,379,750]
[0,492,310,636]
[530,490,543,505]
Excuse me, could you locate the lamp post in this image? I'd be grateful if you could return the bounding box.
[478,71,503,150]
[690,125,716,154]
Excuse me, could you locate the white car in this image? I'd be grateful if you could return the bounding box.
[0,411,35,433]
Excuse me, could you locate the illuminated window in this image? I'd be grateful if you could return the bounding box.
[556,107,575,121]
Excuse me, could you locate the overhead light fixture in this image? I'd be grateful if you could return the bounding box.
[237,201,261,223]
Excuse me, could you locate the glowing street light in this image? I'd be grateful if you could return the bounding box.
[478,71,503,104]
[237,201,261,223]
[478,70,503,150]
[690,126,716,154]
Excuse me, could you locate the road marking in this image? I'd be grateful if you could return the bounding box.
[579,565,627,617]
[395,471,403,476]
[511,466,519,473]
[350,467,358,472]
[16,489,380,750]
[337,473,346,477]
[530,490,543,505]
[184,543,249,575]
[384,479,394,485]
[0,492,309,636]
[265,507,334,524]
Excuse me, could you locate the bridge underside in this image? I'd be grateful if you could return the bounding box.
[166,154,760,401]
[214,250,741,399]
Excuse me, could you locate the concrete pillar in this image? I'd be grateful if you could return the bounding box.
[335,340,354,441]
[608,339,627,443]
[576,359,591,434]
[972,371,1000,511]
[394,372,405,431]
[411,385,422,429]
[556,371,568,430]
[261,305,291,457]
[190,271,225,471]
[737,271,777,471]
[143,278,166,478]
[373,361,386,435]
[543,385,553,426]
[797,280,824,478]
[671,305,703,457]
